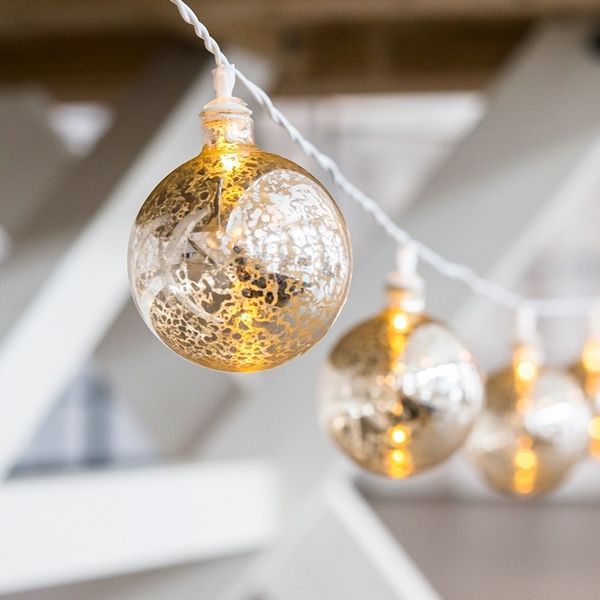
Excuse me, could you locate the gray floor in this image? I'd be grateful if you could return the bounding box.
[373,498,600,600]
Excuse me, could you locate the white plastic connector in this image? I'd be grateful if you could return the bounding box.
[202,63,252,114]
[387,245,424,293]
[213,64,236,98]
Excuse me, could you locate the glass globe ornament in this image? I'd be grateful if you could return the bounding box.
[128,73,352,372]
[569,336,600,459]
[467,348,592,498]
[317,255,485,478]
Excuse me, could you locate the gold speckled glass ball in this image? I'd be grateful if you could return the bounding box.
[128,102,352,372]
[317,287,485,478]
[570,339,600,458]
[466,366,591,497]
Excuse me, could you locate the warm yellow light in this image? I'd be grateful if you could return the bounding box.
[128,106,352,373]
[590,438,600,459]
[391,402,404,416]
[513,468,536,495]
[391,449,407,464]
[392,361,406,375]
[589,416,600,440]
[220,154,240,171]
[391,312,408,332]
[515,396,532,415]
[514,448,537,470]
[516,361,537,382]
[389,425,410,445]
[584,344,600,373]
[230,226,244,240]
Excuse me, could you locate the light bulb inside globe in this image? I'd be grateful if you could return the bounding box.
[569,335,600,458]
[467,346,591,498]
[317,257,484,478]
[128,83,352,372]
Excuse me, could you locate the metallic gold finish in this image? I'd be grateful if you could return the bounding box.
[569,340,600,458]
[128,103,352,372]
[317,285,484,478]
[467,366,591,497]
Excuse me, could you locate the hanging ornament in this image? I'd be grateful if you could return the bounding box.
[569,305,600,458]
[128,64,352,372]
[467,308,591,497]
[317,247,484,478]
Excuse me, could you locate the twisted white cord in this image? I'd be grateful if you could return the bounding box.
[170,0,600,318]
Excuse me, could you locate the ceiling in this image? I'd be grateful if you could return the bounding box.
[0,0,599,101]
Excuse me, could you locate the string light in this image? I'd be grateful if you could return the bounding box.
[569,306,600,458]
[128,63,351,372]
[317,248,484,478]
[168,0,600,319]
[126,1,600,490]
[467,311,592,497]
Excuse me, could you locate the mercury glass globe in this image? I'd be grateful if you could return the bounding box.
[128,98,352,372]
[467,364,591,497]
[317,284,485,478]
[570,337,600,458]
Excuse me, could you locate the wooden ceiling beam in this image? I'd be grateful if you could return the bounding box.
[0,19,537,101]
[275,19,534,95]
[0,0,600,37]
[1,0,598,100]
[0,34,198,103]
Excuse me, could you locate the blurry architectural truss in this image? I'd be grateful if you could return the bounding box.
[1,16,600,600]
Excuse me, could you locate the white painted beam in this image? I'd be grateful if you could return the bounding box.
[95,302,238,457]
[0,58,207,481]
[0,89,74,261]
[0,49,271,480]
[0,461,277,595]
[395,21,600,340]
[217,473,441,600]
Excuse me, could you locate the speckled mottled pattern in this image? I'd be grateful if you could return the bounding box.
[128,134,351,372]
[318,315,484,478]
[466,368,591,497]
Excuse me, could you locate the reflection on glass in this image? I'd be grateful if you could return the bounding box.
[128,103,352,372]
[467,363,591,497]
[318,284,484,478]
[570,338,600,458]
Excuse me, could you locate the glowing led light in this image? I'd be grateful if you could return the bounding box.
[392,312,408,332]
[390,425,410,445]
[514,469,536,495]
[392,361,406,375]
[583,344,600,373]
[588,416,600,440]
[230,226,244,240]
[384,375,395,387]
[391,403,404,416]
[514,448,537,470]
[591,439,600,459]
[516,361,537,382]
[391,449,407,464]
[568,349,600,461]
[220,154,240,171]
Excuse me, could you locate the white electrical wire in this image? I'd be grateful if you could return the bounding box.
[170,0,600,319]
